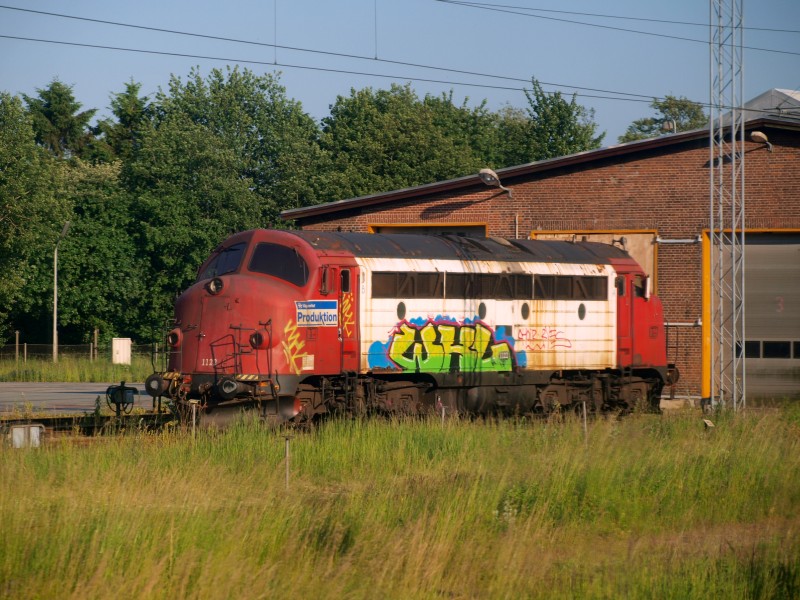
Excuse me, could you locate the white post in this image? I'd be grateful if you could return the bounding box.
[285,436,291,490]
[53,222,71,364]
[53,241,58,363]
[582,401,588,441]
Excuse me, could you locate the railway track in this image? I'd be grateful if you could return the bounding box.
[1,411,175,439]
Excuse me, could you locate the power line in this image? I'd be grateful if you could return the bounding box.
[0,6,791,119]
[2,2,796,119]
[435,1,800,34]
[0,33,657,104]
[3,32,789,119]
[435,0,800,56]
[0,4,656,102]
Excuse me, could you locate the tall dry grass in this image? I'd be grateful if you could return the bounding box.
[0,356,153,383]
[2,409,799,599]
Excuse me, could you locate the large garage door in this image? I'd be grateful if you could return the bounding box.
[744,234,800,399]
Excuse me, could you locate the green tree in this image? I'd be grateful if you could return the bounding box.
[492,104,534,167]
[55,160,149,342]
[511,78,605,164]
[22,79,97,158]
[619,95,708,143]
[87,81,152,164]
[0,93,70,343]
[125,67,322,329]
[319,84,488,200]
[422,92,498,169]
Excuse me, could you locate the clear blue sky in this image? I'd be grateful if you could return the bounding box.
[1,0,798,143]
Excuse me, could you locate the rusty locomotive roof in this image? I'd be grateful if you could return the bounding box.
[285,230,630,264]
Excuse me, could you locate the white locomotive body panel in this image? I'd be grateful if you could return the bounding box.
[355,256,616,375]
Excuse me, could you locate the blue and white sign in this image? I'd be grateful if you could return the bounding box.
[295,300,338,327]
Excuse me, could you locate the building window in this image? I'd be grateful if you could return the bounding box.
[762,341,792,359]
[744,341,761,358]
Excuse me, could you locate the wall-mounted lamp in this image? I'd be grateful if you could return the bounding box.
[661,118,677,134]
[750,130,773,152]
[479,168,517,238]
[478,168,513,199]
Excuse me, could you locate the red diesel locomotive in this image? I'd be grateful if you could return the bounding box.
[145,229,673,421]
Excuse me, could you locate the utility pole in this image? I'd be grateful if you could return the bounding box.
[53,221,71,363]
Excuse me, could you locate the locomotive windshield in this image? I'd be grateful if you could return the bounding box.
[196,242,246,281]
[249,242,309,287]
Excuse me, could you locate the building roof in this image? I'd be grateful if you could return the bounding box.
[742,88,800,121]
[281,90,800,223]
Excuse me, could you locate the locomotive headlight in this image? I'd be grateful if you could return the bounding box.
[206,277,224,295]
[166,328,182,348]
[250,331,265,349]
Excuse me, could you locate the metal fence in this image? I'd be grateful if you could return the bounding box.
[0,343,159,362]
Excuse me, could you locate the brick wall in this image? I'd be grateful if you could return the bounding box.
[297,126,800,398]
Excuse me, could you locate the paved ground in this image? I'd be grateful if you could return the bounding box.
[0,382,149,414]
[1,381,694,415]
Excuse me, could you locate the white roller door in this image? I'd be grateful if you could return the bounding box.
[744,234,800,399]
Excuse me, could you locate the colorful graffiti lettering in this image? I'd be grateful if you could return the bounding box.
[369,317,519,372]
[518,327,572,351]
[281,319,308,375]
[341,292,355,338]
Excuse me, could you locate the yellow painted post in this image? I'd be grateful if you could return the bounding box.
[701,231,712,404]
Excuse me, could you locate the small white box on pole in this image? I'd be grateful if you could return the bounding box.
[10,424,44,448]
[111,337,132,365]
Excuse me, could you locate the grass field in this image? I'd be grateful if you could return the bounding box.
[2,409,799,599]
[0,357,154,383]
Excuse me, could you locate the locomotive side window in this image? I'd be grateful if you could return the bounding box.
[512,274,533,300]
[340,269,351,293]
[373,272,443,298]
[196,242,246,281]
[534,275,608,300]
[416,272,444,298]
[534,275,555,299]
[615,276,626,297]
[445,273,470,298]
[372,272,397,298]
[632,274,646,298]
[373,271,547,301]
[573,276,608,300]
[249,242,309,287]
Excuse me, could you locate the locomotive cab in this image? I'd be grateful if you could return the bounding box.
[145,229,362,422]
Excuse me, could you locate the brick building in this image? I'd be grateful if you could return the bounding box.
[282,97,800,402]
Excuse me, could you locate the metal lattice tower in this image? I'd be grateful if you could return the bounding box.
[709,0,746,410]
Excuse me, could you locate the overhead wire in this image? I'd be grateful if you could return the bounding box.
[0,4,793,117]
[435,0,800,57]
[0,4,655,102]
[0,33,655,104]
[434,1,800,35]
